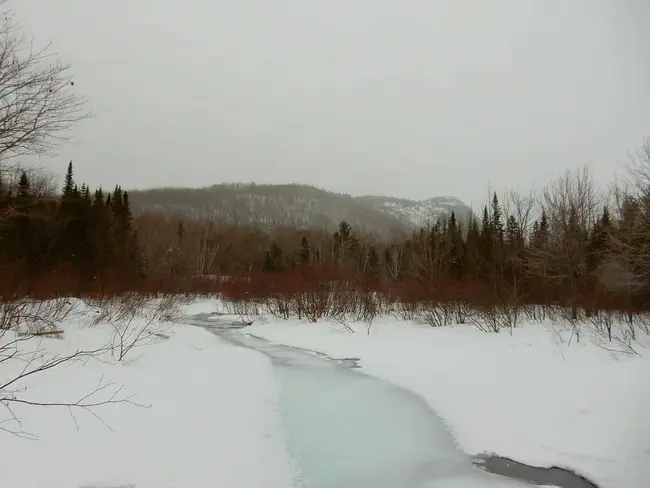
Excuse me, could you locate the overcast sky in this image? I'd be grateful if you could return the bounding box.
[12,0,650,208]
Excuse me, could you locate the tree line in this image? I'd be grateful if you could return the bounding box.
[0,162,140,295]
[4,149,648,325]
[133,159,650,320]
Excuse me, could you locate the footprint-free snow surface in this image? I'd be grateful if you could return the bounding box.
[189,313,533,488]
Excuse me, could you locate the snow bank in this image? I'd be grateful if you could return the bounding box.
[0,300,297,488]
[246,317,650,488]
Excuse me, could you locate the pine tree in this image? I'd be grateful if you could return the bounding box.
[299,236,310,265]
[464,218,481,280]
[490,192,504,243]
[480,205,493,267]
[80,183,91,203]
[531,211,549,249]
[93,188,105,206]
[62,161,74,199]
[481,206,491,238]
[177,221,184,245]
[121,191,133,229]
[333,220,358,262]
[505,215,521,247]
[111,185,123,214]
[446,212,464,279]
[17,171,30,202]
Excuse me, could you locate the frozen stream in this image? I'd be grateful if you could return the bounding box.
[189,314,598,488]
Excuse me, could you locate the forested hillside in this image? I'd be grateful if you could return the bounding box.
[127,183,474,237]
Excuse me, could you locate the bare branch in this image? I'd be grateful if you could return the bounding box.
[0,3,91,165]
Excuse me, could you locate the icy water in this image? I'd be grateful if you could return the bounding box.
[189,314,599,488]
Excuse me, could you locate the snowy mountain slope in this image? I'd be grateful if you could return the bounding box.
[356,195,474,229]
[128,183,474,236]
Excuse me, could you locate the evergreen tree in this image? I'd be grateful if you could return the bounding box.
[17,171,31,204]
[177,221,184,245]
[93,188,105,206]
[333,220,358,262]
[505,215,521,247]
[531,211,549,249]
[263,242,283,272]
[80,183,91,203]
[490,192,504,243]
[481,206,491,239]
[62,161,74,199]
[299,236,310,264]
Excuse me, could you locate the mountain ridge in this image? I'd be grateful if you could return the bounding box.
[128,183,474,237]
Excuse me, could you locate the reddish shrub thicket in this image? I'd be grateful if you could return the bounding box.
[0,262,646,321]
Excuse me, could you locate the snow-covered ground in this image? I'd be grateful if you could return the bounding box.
[0,299,297,488]
[2,298,649,488]
[245,315,650,488]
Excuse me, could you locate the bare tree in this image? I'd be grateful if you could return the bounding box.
[0,1,90,165]
[602,137,650,323]
[624,136,650,199]
[525,166,601,321]
[194,220,219,275]
[505,188,538,240]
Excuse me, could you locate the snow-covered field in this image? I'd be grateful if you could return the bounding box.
[246,315,650,488]
[2,298,649,488]
[0,299,297,488]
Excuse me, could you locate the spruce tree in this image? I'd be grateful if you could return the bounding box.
[177,221,184,244]
[62,161,74,199]
[93,188,105,206]
[299,236,311,264]
[17,171,30,201]
[505,215,520,246]
[490,192,504,243]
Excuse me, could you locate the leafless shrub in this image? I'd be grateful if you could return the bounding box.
[355,291,379,335]
[84,294,180,362]
[333,315,355,334]
[588,309,616,343]
[468,306,503,333]
[0,299,25,330]
[294,290,328,323]
[551,307,586,345]
[0,316,147,438]
[392,299,418,321]
[523,304,551,323]
[152,294,191,323]
[18,298,78,334]
[0,297,78,334]
[221,297,259,324]
[264,289,293,320]
[449,300,472,324]
[412,300,451,327]
[635,313,650,336]
[586,310,649,356]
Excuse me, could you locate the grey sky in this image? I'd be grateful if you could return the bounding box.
[12,0,650,208]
